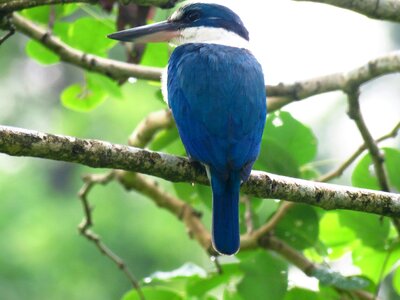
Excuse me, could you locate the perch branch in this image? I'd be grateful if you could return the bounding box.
[1,125,400,217]
[72,111,376,299]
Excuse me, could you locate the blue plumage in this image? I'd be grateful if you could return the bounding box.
[168,44,266,254]
[108,2,267,255]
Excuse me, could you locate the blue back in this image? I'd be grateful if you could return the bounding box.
[167,43,266,181]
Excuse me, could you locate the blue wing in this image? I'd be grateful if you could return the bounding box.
[167,43,266,181]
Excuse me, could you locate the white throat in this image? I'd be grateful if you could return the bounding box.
[170,26,250,50]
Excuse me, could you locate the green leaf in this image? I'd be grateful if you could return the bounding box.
[275,204,319,250]
[319,212,356,258]
[173,182,200,205]
[196,184,213,210]
[300,165,320,180]
[352,147,400,191]
[264,111,317,165]
[86,72,122,100]
[339,211,390,249]
[150,127,180,151]
[385,147,400,192]
[284,288,319,300]
[61,84,107,112]
[122,287,183,300]
[67,18,116,56]
[21,4,78,24]
[26,40,60,65]
[237,250,288,300]
[392,266,400,295]
[255,138,300,177]
[353,244,400,284]
[141,42,170,67]
[186,263,241,297]
[224,289,244,300]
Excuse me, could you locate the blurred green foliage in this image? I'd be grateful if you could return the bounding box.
[1,2,400,300]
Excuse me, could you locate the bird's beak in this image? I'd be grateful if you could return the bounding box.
[107,20,180,43]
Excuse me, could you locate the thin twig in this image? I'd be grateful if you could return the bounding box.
[347,87,390,192]
[211,256,223,274]
[318,121,400,183]
[248,202,295,244]
[346,88,400,236]
[0,15,15,46]
[77,172,145,300]
[0,27,14,45]
[48,4,55,31]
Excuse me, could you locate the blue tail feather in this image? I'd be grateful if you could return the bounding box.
[211,170,241,255]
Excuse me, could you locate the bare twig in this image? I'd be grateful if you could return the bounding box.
[115,170,214,253]
[0,15,15,46]
[318,121,400,182]
[244,202,295,247]
[0,27,15,45]
[1,125,400,217]
[77,172,145,300]
[347,87,390,192]
[294,0,400,23]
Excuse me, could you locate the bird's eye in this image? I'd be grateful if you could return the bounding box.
[186,12,200,22]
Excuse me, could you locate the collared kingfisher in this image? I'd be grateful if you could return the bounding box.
[108,3,267,255]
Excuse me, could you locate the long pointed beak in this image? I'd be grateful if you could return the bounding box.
[107,20,180,43]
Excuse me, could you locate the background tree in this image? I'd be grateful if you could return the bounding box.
[0,0,400,299]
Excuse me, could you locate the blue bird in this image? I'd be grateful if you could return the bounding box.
[108,3,267,255]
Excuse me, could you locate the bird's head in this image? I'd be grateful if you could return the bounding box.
[108,3,249,47]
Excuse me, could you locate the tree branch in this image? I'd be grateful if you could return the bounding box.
[73,111,375,299]
[10,13,162,81]
[347,87,390,191]
[0,0,179,12]
[1,125,399,217]
[10,13,400,112]
[267,50,400,99]
[294,0,400,23]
